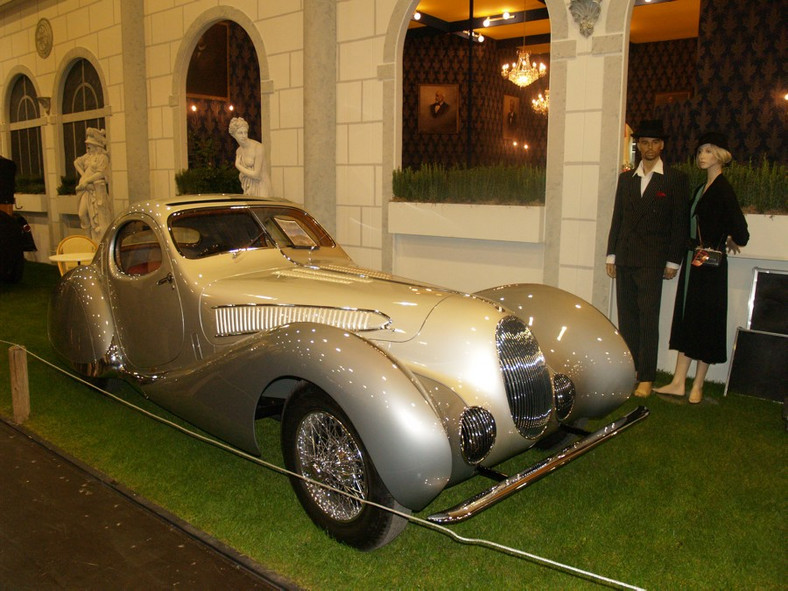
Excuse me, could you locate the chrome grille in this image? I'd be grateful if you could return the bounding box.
[460,406,496,464]
[496,316,553,439]
[214,304,391,337]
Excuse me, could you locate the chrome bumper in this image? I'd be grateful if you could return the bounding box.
[427,405,649,524]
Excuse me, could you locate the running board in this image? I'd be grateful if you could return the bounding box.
[427,405,650,524]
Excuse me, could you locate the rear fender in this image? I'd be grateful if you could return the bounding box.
[476,284,635,420]
[48,264,116,375]
[144,323,453,510]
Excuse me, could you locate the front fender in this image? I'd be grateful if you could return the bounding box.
[144,323,453,511]
[476,284,635,420]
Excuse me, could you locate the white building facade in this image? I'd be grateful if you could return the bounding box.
[2,0,785,383]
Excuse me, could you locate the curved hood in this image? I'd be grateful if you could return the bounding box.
[199,261,457,344]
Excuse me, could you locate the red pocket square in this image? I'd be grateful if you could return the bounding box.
[656,191,667,198]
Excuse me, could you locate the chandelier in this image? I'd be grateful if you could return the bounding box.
[532,89,549,114]
[502,50,546,87]
[500,3,547,88]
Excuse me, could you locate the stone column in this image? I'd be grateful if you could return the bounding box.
[542,0,632,312]
[120,0,150,203]
[303,0,337,233]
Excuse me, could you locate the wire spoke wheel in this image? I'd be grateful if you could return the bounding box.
[296,410,367,522]
[282,385,411,550]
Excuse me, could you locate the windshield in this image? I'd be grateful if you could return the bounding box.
[169,205,335,259]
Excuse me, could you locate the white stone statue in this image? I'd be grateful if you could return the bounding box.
[229,117,272,197]
[75,128,113,242]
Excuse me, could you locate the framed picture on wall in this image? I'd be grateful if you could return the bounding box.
[418,84,459,134]
[503,95,520,139]
[654,90,691,107]
[186,22,230,101]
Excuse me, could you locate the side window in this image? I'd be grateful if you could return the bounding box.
[114,221,162,276]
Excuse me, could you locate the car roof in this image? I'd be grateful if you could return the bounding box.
[164,194,294,208]
[125,195,301,217]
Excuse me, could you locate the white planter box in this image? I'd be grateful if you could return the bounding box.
[738,214,788,262]
[14,193,47,212]
[388,201,544,243]
[58,194,80,215]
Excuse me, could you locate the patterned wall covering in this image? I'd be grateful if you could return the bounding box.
[628,0,786,164]
[626,38,698,149]
[404,0,785,170]
[186,21,261,169]
[402,32,549,169]
[689,0,785,163]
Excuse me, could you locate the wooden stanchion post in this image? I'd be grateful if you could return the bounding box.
[9,345,30,424]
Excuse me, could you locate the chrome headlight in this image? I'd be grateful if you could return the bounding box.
[552,372,575,421]
[460,406,496,465]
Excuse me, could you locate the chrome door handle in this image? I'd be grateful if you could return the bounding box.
[157,272,174,286]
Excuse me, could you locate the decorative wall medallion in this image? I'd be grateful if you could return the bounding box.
[35,18,53,58]
[569,0,602,38]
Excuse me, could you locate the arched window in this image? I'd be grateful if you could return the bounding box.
[185,21,260,169]
[9,75,44,184]
[61,59,105,181]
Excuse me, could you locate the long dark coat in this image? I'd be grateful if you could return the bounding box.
[668,174,749,364]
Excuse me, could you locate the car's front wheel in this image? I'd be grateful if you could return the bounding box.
[281,385,410,550]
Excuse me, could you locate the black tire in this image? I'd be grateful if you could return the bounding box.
[281,385,410,550]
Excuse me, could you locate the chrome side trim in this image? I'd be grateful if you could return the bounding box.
[427,405,650,524]
[214,304,392,336]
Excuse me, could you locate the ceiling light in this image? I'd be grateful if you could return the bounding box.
[532,89,549,115]
[501,4,547,88]
[484,12,514,27]
[458,30,485,43]
[502,49,547,88]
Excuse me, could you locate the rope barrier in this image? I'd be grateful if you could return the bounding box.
[1,339,644,590]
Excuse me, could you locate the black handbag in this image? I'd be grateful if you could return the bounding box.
[691,225,722,268]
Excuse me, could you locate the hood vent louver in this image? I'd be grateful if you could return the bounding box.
[214,304,391,337]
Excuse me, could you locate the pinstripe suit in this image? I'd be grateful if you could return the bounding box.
[607,161,689,382]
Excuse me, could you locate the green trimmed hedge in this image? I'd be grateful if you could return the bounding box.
[394,159,786,214]
[15,176,45,194]
[57,175,77,195]
[175,166,242,195]
[393,164,546,205]
[673,157,786,214]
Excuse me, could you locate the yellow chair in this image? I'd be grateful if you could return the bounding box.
[54,235,98,275]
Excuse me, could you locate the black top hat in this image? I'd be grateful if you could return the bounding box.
[632,119,668,140]
[696,131,729,152]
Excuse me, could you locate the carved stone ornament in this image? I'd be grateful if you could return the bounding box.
[569,0,602,38]
[35,18,53,58]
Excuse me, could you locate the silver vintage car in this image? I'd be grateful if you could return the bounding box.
[49,195,647,549]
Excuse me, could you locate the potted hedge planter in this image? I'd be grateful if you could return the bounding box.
[390,164,546,243]
[388,201,544,243]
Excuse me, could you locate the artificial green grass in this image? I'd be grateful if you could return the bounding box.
[1,263,785,589]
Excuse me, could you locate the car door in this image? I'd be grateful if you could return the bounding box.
[108,215,185,370]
